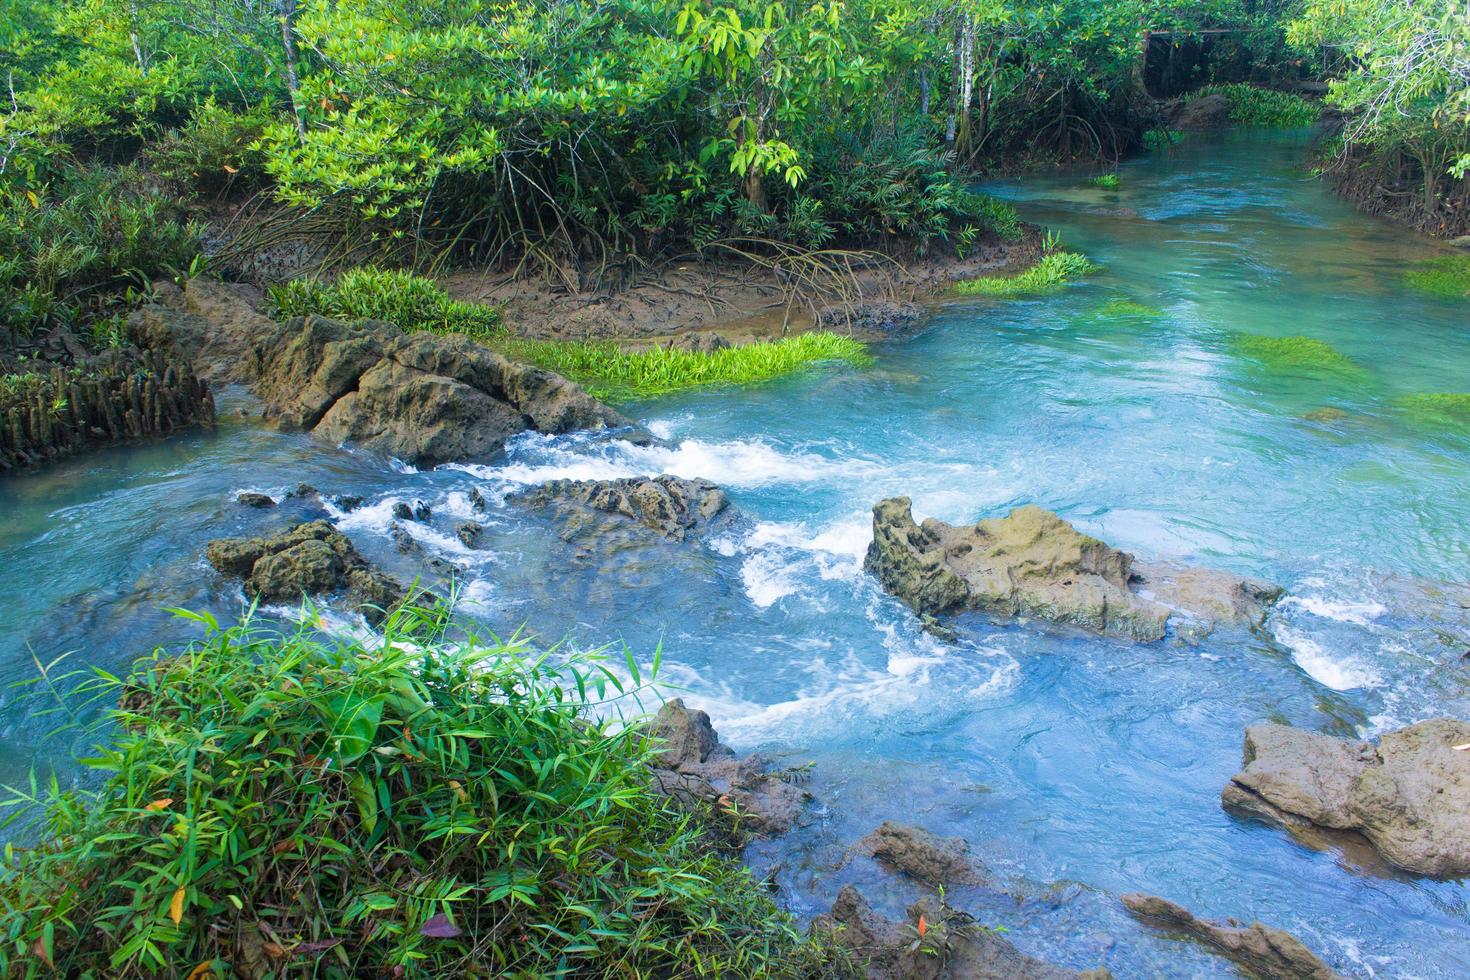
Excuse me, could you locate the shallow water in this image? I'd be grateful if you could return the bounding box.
[3,130,1469,976]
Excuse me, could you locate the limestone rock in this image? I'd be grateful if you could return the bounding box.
[513,475,734,543]
[855,821,984,886]
[1122,893,1339,980]
[1222,719,1470,877]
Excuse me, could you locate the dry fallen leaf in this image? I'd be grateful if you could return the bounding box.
[145,798,174,811]
[917,914,927,938]
[170,887,186,925]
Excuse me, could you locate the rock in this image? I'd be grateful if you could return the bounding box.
[812,886,1108,980]
[854,821,984,886]
[647,699,807,835]
[390,524,422,555]
[1222,719,1470,877]
[333,494,365,512]
[513,475,734,543]
[392,502,413,521]
[205,520,407,624]
[468,487,490,512]
[816,300,926,337]
[391,500,431,523]
[1172,93,1232,131]
[237,492,275,508]
[664,332,732,353]
[456,521,483,548]
[864,499,1281,642]
[1121,893,1339,980]
[1447,235,1470,250]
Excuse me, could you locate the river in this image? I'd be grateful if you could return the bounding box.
[2,129,1467,976]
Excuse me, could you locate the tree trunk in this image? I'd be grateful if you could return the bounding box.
[745,167,767,212]
[955,15,975,160]
[277,0,307,138]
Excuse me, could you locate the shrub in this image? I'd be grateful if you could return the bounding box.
[1404,255,1470,300]
[268,268,502,341]
[954,252,1098,297]
[0,606,836,977]
[1228,333,1368,377]
[140,99,274,198]
[500,332,872,400]
[1195,84,1319,128]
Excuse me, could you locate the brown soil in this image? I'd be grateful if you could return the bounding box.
[441,228,1041,346]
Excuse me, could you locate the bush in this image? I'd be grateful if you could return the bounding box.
[268,268,502,341]
[1195,84,1319,128]
[1404,255,1470,300]
[140,99,274,198]
[954,251,1098,297]
[0,168,202,343]
[501,332,872,400]
[0,606,837,977]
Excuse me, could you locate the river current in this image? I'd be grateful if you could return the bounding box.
[2,130,1468,976]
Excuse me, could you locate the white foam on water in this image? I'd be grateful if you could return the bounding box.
[1280,593,1387,627]
[1272,623,1381,691]
[330,496,405,532]
[740,550,802,608]
[732,515,873,607]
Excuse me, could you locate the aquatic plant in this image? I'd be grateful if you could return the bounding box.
[954,251,1098,297]
[1397,393,1470,427]
[268,268,502,341]
[1089,173,1120,190]
[1143,128,1181,151]
[0,605,834,977]
[1195,84,1320,128]
[1228,333,1368,377]
[501,332,872,400]
[1094,298,1162,319]
[1404,255,1470,300]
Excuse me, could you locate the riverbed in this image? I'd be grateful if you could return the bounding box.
[2,130,1468,976]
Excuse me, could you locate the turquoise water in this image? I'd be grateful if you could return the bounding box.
[2,130,1469,975]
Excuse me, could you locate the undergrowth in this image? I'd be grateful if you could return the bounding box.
[954,251,1098,297]
[1404,255,1470,300]
[0,605,839,978]
[1195,84,1319,128]
[267,269,502,341]
[501,333,872,400]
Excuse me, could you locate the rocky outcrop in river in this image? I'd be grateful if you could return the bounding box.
[1221,719,1470,877]
[864,499,1281,641]
[137,280,632,467]
[647,698,807,835]
[1122,893,1338,980]
[813,886,1110,980]
[206,520,407,624]
[512,475,734,543]
[853,821,985,886]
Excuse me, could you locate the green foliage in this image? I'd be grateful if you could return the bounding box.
[1228,333,1368,378]
[1404,255,1470,300]
[140,99,274,198]
[0,606,836,977]
[1089,173,1120,190]
[1195,84,1319,128]
[268,269,502,341]
[501,332,872,400]
[954,252,1098,297]
[0,168,200,343]
[1143,128,1182,151]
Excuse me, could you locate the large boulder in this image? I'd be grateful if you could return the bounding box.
[1122,893,1338,980]
[864,499,1280,642]
[1170,93,1232,131]
[812,886,1109,980]
[646,698,807,835]
[512,475,734,543]
[1221,719,1470,877]
[854,821,984,886]
[206,520,407,624]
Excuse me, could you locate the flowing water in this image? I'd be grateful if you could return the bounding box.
[3,130,1469,976]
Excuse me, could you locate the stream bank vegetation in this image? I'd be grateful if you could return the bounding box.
[0,604,846,977]
[955,251,1098,297]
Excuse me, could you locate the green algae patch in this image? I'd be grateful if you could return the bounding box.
[1095,298,1163,319]
[1228,333,1368,379]
[1397,393,1470,428]
[1404,256,1470,300]
[955,251,1098,298]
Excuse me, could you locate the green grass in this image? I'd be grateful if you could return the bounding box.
[1404,255,1470,300]
[1397,392,1470,427]
[1089,173,1120,190]
[1196,84,1319,128]
[268,267,502,341]
[0,605,838,977]
[500,332,873,400]
[1094,298,1163,319]
[1228,333,1368,378]
[954,251,1098,297]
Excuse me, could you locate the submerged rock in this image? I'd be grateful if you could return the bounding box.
[1221,719,1470,877]
[812,886,1109,980]
[646,698,807,835]
[513,475,734,543]
[864,498,1280,641]
[854,821,984,886]
[1121,893,1338,980]
[205,520,406,624]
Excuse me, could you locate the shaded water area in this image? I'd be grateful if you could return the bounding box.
[3,130,1469,975]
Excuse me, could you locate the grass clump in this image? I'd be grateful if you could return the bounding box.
[1404,255,1470,300]
[1195,84,1319,128]
[268,268,502,341]
[0,606,836,977]
[1397,393,1470,427]
[1228,333,1368,378]
[501,332,872,400]
[1089,173,1120,190]
[954,251,1098,298]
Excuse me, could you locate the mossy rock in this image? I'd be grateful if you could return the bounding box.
[1228,333,1368,379]
[1404,256,1470,300]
